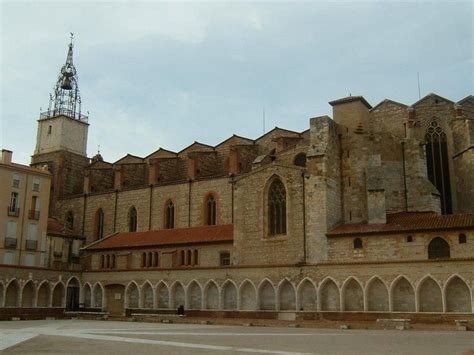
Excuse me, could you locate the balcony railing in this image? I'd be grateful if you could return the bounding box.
[39,109,88,122]
[4,237,17,248]
[25,240,37,251]
[28,210,40,220]
[7,206,19,217]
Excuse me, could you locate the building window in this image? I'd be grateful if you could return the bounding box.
[293,153,307,167]
[95,209,104,240]
[32,179,40,192]
[48,125,52,134]
[406,236,413,242]
[180,250,185,266]
[428,237,450,259]
[206,194,217,225]
[12,173,20,188]
[220,252,231,266]
[66,211,74,230]
[425,121,452,214]
[459,234,467,244]
[165,200,175,229]
[9,192,19,210]
[353,238,363,249]
[187,250,192,265]
[128,206,137,232]
[193,249,198,265]
[268,178,287,236]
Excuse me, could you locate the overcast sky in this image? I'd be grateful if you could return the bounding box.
[1,1,472,165]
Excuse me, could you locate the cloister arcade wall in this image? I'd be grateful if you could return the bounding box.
[3,261,472,316]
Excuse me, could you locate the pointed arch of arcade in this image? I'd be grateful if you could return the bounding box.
[444,274,472,313]
[187,280,203,310]
[0,281,5,307]
[296,278,317,311]
[365,276,389,312]
[82,282,93,308]
[170,281,185,310]
[21,280,36,308]
[141,281,155,309]
[221,279,238,310]
[341,277,364,312]
[390,275,415,312]
[257,278,276,311]
[92,282,105,309]
[416,275,443,312]
[5,279,20,307]
[52,281,66,308]
[155,281,170,309]
[203,280,220,310]
[125,281,140,309]
[239,279,257,311]
[318,277,340,311]
[277,279,296,311]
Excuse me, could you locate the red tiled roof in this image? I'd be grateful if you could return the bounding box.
[84,224,233,250]
[327,212,474,236]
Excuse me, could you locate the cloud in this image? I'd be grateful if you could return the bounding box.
[1,1,472,164]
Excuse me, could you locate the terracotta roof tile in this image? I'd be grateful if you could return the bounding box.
[327,212,474,236]
[84,224,233,250]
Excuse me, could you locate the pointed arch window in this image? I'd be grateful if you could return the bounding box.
[95,209,104,240]
[425,121,452,214]
[128,206,137,232]
[428,237,450,259]
[206,194,216,225]
[165,200,175,229]
[268,178,287,236]
[66,211,74,230]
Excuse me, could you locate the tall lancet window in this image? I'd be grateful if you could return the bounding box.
[128,206,137,232]
[268,178,287,236]
[165,200,175,229]
[206,195,216,225]
[95,209,104,240]
[425,121,452,214]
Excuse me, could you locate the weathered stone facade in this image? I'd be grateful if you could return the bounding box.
[2,91,473,318]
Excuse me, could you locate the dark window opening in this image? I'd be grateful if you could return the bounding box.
[293,153,307,167]
[129,207,137,232]
[268,178,287,235]
[165,200,175,229]
[220,252,231,266]
[66,211,74,230]
[406,236,413,242]
[428,237,450,259]
[459,234,466,244]
[206,195,216,225]
[425,121,452,214]
[95,209,104,240]
[353,238,363,249]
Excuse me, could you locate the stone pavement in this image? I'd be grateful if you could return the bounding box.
[0,319,473,354]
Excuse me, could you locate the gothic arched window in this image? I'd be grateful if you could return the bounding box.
[128,206,137,232]
[268,178,287,236]
[425,121,452,214]
[206,194,216,225]
[66,211,74,230]
[428,237,450,259]
[165,200,175,229]
[95,209,104,240]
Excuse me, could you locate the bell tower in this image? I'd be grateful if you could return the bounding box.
[31,34,90,216]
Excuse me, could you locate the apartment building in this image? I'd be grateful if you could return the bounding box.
[0,149,51,267]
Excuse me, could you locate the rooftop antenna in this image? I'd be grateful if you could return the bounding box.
[417,72,421,99]
[97,144,101,154]
[263,107,266,134]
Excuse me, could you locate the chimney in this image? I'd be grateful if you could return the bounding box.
[1,149,12,164]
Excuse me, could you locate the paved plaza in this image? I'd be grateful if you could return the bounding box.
[0,319,473,354]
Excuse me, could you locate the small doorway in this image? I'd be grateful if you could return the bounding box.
[106,284,125,316]
[66,279,80,311]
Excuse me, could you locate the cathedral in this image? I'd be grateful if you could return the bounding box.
[1,39,473,319]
